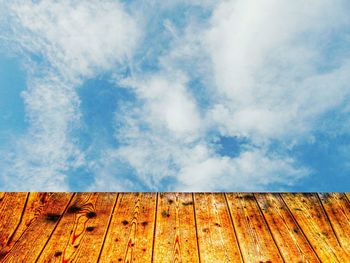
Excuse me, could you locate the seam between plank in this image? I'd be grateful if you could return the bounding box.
[96,193,120,262]
[253,193,285,263]
[343,193,350,205]
[192,193,201,263]
[316,193,342,247]
[279,193,322,263]
[151,192,158,263]
[6,192,30,246]
[35,193,76,261]
[224,193,244,263]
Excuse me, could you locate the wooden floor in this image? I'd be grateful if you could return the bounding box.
[0,193,349,262]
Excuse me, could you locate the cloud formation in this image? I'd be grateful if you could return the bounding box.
[1,0,139,190]
[206,0,350,141]
[1,0,350,191]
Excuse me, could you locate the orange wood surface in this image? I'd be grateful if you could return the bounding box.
[0,192,349,262]
[153,193,199,263]
[99,193,157,263]
[282,193,350,262]
[194,193,241,262]
[255,193,320,262]
[225,193,283,262]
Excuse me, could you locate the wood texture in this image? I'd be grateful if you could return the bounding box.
[225,193,284,262]
[99,193,157,263]
[153,193,199,263]
[37,193,117,263]
[0,193,28,255]
[255,193,320,262]
[194,193,242,262]
[282,193,350,262]
[0,192,349,262]
[318,193,350,250]
[0,193,73,262]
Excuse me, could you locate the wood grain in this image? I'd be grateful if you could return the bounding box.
[0,193,28,255]
[0,192,350,262]
[194,193,242,262]
[37,193,117,263]
[255,193,320,262]
[99,193,157,263]
[345,192,350,202]
[226,193,284,262]
[282,193,350,262]
[153,193,199,263]
[0,193,73,262]
[318,193,350,250]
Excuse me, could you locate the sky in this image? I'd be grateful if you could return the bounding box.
[0,0,350,191]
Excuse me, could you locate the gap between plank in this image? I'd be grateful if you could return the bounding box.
[279,193,322,262]
[315,193,342,247]
[35,193,76,261]
[253,193,286,263]
[224,193,244,263]
[344,193,350,205]
[96,193,120,262]
[5,192,30,246]
[151,192,158,263]
[192,193,201,263]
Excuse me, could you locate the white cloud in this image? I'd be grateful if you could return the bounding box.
[1,0,140,190]
[176,147,309,191]
[107,71,307,191]
[2,0,349,191]
[106,0,350,191]
[206,0,350,141]
[8,0,140,79]
[111,108,308,190]
[111,85,200,189]
[86,149,141,191]
[122,73,201,137]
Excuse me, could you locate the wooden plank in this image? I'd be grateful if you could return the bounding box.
[282,193,350,262]
[0,192,350,262]
[345,193,350,202]
[36,193,117,262]
[0,193,28,256]
[318,193,350,250]
[99,193,157,263]
[1,193,65,258]
[255,193,320,262]
[153,193,199,263]
[226,193,284,262]
[194,193,242,262]
[1,192,47,256]
[0,193,73,262]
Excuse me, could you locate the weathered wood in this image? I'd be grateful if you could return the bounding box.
[99,193,157,263]
[1,192,48,256]
[37,193,117,262]
[0,193,28,254]
[345,193,350,202]
[1,192,350,262]
[153,193,199,263]
[282,193,350,262]
[226,193,284,262]
[194,193,242,262]
[0,193,73,262]
[318,193,350,250]
[255,193,320,262]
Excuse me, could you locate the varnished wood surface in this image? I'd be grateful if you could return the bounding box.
[0,193,349,262]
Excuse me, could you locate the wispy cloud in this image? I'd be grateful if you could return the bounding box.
[0,0,140,190]
[206,0,350,141]
[6,0,140,79]
[1,0,350,191]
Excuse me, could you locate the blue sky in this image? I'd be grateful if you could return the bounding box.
[1,0,350,191]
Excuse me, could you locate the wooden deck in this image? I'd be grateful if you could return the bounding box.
[0,193,349,262]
